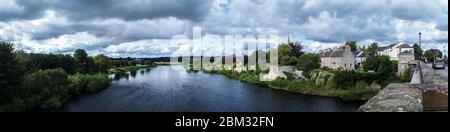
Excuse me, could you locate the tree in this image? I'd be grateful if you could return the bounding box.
[289,41,305,57]
[412,43,423,61]
[0,42,22,102]
[74,49,94,73]
[297,53,321,78]
[345,41,358,52]
[424,49,443,62]
[18,68,69,110]
[278,44,298,66]
[366,43,379,57]
[363,55,396,76]
[94,54,110,73]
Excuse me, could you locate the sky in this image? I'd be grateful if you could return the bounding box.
[0,0,448,58]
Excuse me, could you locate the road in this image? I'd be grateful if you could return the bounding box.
[427,63,448,81]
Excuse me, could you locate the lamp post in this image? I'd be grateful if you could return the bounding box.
[419,32,422,47]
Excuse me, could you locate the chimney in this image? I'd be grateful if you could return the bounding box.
[344,45,351,52]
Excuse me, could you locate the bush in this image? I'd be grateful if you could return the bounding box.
[16,68,69,110]
[40,96,63,110]
[86,74,110,93]
[338,81,377,101]
[69,73,110,94]
[333,70,357,89]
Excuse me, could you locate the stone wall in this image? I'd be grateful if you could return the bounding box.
[359,83,423,112]
[360,62,448,112]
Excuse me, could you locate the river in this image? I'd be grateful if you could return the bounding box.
[62,65,363,112]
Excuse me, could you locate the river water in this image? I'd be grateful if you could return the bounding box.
[62,65,363,112]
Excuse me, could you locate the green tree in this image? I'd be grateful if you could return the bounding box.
[413,43,423,61]
[278,44,298,66]
[424,49,443,63]
[0,42,22,102]
[363,55,396,75]
[297,53,321,78]
[289,41,305,57]
[74,49,94,73]
[345,41,358,52]
[424,50,436,63]
[94,54,110,73]
[18,68,69,110]
[366,43,379,57]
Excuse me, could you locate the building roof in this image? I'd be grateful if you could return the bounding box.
[378,43,413,51]
[320,49,345,57]
[397,44,413,48]
[356,51,367,58]
[377,44,396,51]
[398,50,414,56]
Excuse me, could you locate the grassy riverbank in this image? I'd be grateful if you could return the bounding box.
[109,64,157,74]
[203,69,379,101]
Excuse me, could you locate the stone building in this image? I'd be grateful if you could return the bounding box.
[319,45,356,70]
[397,50,415,76]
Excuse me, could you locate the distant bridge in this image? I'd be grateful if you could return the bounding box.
[360,61,448,112]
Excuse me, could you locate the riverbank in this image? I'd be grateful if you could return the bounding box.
[202,69,378,101]
[109,64,157,74]
[62,65,362,112]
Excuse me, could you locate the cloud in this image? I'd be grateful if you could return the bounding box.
[0,0,447,57]
[2,0,213,22]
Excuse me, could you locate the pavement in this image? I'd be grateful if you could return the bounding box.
[427,63,448,81]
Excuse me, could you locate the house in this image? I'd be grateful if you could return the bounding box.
[397,50,415,76]
[355,51,367,68]
[319,45,356,70]
[377,43,414,61]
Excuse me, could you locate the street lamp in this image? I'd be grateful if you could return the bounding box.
[419,32,422,47]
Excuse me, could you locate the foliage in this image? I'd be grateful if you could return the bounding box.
[16,68,69,110]
[413,43,423,61]
[94,54,111,73]
[74,49,95,73]
[401,69,412,82]
[337,81,377,101]
[278,44,298,66]
[363,55,396,75]
[333,70,357,89]
[68,73,110,94]
[424,49,443,63]
[365,43,379,57]
[297,53,321,78]
[288,41,305,57]
[0,42,22,102]
[345,41,358,52]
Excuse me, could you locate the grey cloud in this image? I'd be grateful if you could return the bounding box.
[4,0,213,22]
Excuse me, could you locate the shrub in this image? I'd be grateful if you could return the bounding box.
[40,96,63,110]
[86,74,110,93]
[69,73,110,94]
[338,81,377,101]
[333,70,357,89]
[16,68,69,111]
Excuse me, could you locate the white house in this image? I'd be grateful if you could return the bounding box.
[355,51,367,68]
[377,43,414,61]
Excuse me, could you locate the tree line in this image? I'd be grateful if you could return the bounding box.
[0,41,151,111]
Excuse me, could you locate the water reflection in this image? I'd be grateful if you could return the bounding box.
[64,66,363,112]
[130,70,137,78]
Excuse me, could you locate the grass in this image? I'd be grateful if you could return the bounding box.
[204,69,379,101]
